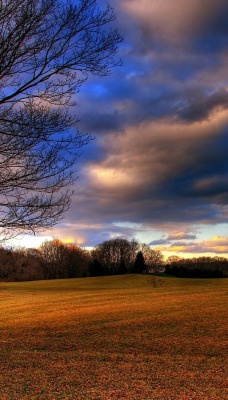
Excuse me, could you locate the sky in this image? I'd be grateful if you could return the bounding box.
[15,0,228,258]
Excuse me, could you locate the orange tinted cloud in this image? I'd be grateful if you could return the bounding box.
[167,235,228,255]
[121,0,225,42]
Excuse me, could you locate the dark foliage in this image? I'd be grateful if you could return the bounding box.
[89,258,104,277]
[165,257,228,278]
[133,251,146,273]
[0,240,91,281]
[119,258,127,275]
[2,240,228,282]
[91,238,136,275]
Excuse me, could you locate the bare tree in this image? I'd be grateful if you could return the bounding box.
[0,0,122,239]
[40,239,69,279]
[140,244,164,273]
[40,239,91,279]
[92,238,137,275]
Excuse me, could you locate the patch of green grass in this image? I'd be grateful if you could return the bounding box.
[0,275,227,399]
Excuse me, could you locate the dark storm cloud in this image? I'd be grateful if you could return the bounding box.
[48,0,228,249]
[77,68,183,134]
[77,3,228,137]
[120,0,228,45]
[192,2,228,53]
[71,113,228,244]
[178,88,228,122]
[174,128,228,202]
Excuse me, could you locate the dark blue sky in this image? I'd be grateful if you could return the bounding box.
[20,0,228,257]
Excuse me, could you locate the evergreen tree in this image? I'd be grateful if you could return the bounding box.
[134,251,146,273]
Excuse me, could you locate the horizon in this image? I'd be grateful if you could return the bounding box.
[6,0,228,258]
[4,234,228,261]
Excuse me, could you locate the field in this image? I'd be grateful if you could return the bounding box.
[0,275,227,400]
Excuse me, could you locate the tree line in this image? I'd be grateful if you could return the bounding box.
[165,256,228,278]
[1,238,228,282]
[0,238,164,281]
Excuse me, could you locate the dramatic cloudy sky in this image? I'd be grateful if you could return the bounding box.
[18,0,228,257]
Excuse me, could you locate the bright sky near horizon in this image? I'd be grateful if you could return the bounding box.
[10,0,228,258]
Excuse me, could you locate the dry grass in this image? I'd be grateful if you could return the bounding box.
[0,275,227,399]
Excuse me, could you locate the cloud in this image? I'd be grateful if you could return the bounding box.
[149,238,171,246]
[178,88,228,122]
[167,232,197,241]
[120,0,228,48]
[149,230,197,246]
[66,107,228,248]
[168,236,228,254]
[42,0,228,253]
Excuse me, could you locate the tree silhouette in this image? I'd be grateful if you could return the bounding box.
[119,257,127,275]
[89,258,104,277]
[134,251,146,274]
[0,0,122,239]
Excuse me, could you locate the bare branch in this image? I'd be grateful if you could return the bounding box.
[0,0,122,240]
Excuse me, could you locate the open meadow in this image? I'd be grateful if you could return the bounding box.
[0,275,227,400]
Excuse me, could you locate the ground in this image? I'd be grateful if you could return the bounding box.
[0,274,227,399]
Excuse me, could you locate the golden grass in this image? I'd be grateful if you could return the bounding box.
[0,275,227,399]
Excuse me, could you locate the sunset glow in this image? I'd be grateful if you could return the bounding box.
[13,0,228,257]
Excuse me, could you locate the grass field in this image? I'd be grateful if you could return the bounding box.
[0,275,227,399]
